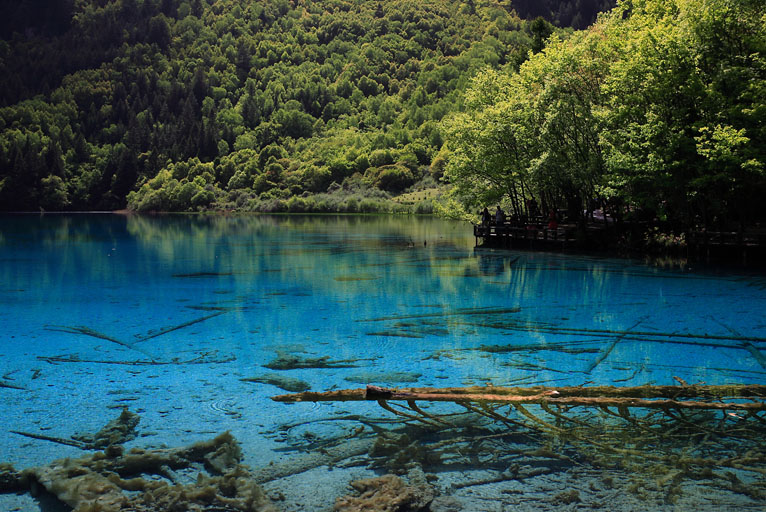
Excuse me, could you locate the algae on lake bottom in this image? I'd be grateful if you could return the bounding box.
[2,432,277,512]
[242,373,311,392]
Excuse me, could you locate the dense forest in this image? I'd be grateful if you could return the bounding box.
[0,0,612,213]
[1,0,761,242]
[445,0,766,239]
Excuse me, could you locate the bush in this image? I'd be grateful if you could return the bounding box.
[358,199,381,212]
[414,199,434,214]
[375,164,415,193]
[368,148,395,167]
[136,188,170,211]
[40,175,69,209]
[227,169,252,191]
[345,197,359,212]
[285,195,317,212]
[191,189,215,209]
[429,154,447,179]
[173,181,201,209]
[302,165,332,192]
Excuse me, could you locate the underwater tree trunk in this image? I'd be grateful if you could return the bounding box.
[272,384,766,411]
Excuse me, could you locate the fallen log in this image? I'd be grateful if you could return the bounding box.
[272,384,766,411]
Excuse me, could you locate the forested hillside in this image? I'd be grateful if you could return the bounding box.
[0,0,612,213]
[445,0,765,237]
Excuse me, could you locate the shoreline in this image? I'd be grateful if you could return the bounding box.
[2,210,764,270]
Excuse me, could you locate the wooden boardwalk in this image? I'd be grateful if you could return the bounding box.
[473,222,576,250]
[475,220,766,265]
[687,229,766,265]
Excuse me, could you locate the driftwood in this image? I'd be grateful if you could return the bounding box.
[273,384,766,411]
[272,382,766,503]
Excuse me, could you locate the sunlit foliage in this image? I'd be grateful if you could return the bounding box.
[444,0,766,230]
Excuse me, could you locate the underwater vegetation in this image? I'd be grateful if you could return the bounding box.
[334,471,435,512]
[344,372,423,385]
[241,374,311,393]
[43,309,229,363]
[272,384,766,506]
[4,384,766,509]
[263,352,370,370]
[0,409,445,511]
[2,412,277,512]
[12,408,139,450]
[7,434,277,512]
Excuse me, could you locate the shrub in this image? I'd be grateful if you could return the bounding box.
[302,165,333,192]
[345,197,359,212]
[375,164,415,193]
[227,169,253,191]
[191,189,215,209]
[415,199,434,214]
[368,148,395,167]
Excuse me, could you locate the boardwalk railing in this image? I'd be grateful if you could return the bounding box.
[474,221,575,249]
[475,220,766,264]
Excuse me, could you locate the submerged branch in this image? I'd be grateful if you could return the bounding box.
[10,431,87,449]
[38,352,235,365]
[0,381,25,390]
[44,325,155,359]
[134,312,226,343]
[586,317,646,373]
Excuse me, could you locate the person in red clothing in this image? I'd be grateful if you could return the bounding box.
[547,209,558,230]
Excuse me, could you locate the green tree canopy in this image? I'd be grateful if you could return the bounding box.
[444,0,766,230]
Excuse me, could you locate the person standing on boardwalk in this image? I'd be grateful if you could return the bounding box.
[495,206,505,225]
[481,207,491,226]
[548,209,558,230]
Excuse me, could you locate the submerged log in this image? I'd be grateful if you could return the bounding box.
[272,384,766,411]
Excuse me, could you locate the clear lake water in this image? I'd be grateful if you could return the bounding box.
[1,213,765,511]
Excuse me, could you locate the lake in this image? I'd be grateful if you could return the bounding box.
[1,213,765,511]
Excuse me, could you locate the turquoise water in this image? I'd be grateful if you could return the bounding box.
[1,214,765,510]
